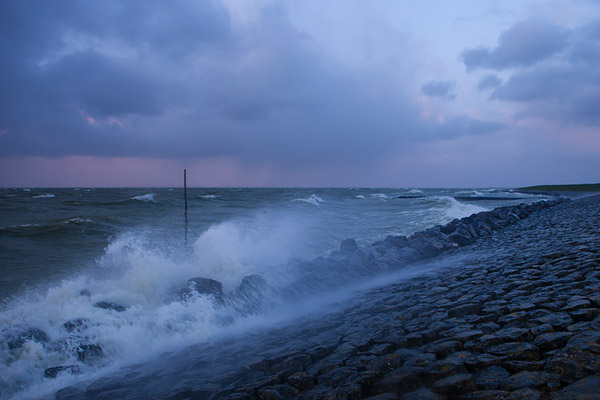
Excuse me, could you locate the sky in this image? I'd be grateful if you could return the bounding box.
[1,0,600,187]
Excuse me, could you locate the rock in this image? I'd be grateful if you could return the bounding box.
[473,366,510,390]
[94,301,127,312]
[7,327,50,350]
[464,353,504,370]
[75,343,104,362]
[552,376,600,399]
[488,342,540,361]
[449,303,480,318]
[238,274,266,292]
[432,373,476,395]
[500,371,561,391]
[544,350,600,384]
[364,394,398,400]
[63,318,88,333]
[505,388,543,400]
[455,330,485,343]
[503,361,545,374]
[427,340,464,359]
[185,277,224,299]
[497,311,530,325]
[534,312,574,331]
[533,332,573,353]
[423,358,468,383]
[455,391,509,400]
[531,324,554,336]
[271,354,312,372]
[374,366,423,395]
[340,239,359,254]
[258,384,298,400]
[286,371,314,391]
[44,365,80,378]
[401,387,443,400]
[570,308,600,322]
[494,327,533,342]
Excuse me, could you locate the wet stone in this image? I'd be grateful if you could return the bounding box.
[488,342,540,361]
[497,311,530,325]
[473,366,510,390]
[364,393,398,400]
[258,384,298,400]
[7,327,50,350]
[500,371,561,392]
[423,358,468,383]
[531,323,554,336]
[495,327,533,342]
[465,335,504,353]
[44,365,81,378]
[75,343,104,362]
[455,330,485,343]
[94,301,127,312]
[400,387,443,400]
[503,360,545,374]
[552,376,600,399]
[570,308,600,322]
[534,312,574,331]
[464,354,504,371]
[287,371,315,391]
[505,388,543,400]
[427,340,464,359]
[63,318,88,333]
[432,373,476,395]
[561,300,591,312]
[533,332,573,353]
[373,366,423,395]
[455,390,509,400]
[449,303,480,318]
[544,350,600,384]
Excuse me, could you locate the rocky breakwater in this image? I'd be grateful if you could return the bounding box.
[54,196,600,399]
[205,196,600,400]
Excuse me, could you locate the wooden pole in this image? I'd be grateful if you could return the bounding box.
[184,169,188,245]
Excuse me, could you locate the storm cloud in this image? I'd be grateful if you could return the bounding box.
[464,18,600,127]
[461,19,569,71]
[421,80,457,101]
[0,0,505,169]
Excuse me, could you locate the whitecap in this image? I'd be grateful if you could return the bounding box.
[131,193,156,202]
[32,194,55,199]
[407,189,423,194]
[371,193,388,199]
[292,194,325,206]
[199,195,219,199]
[355,195,365,199]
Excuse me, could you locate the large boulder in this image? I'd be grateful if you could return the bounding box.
[180,277,224,301]
[7,327,50,350]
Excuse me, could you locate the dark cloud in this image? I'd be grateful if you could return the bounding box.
[462,20,569,71]
[477,74,502,91]
[464,18,600,127]
[421,80,457,100]
[0,0,507,167]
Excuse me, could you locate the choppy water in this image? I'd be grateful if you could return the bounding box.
[0,187,548,399]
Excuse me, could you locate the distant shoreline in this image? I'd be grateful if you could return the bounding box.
[517,183,600,192]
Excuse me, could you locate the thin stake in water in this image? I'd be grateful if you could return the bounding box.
[184,169,188,245]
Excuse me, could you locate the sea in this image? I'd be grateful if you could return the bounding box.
[0,187,549,399]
